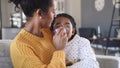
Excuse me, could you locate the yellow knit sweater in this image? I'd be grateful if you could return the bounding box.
[10,28,66,68]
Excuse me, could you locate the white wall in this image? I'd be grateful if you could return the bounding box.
[1,0,82,29]
[65,0,81,32]
[1,0,14,27]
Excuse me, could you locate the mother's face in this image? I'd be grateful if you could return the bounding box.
[41,0,57,28]
[53,17,73,39]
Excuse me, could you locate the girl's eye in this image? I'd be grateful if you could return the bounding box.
[64,24,70,28]
[55,24,61,28]
[54,22,71,29]
[65,25,70,27]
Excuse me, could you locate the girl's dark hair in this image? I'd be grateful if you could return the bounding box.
[9,0,54,17]
[51,13,77,40]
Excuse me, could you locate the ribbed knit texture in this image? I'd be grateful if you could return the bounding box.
[10,28,66,68]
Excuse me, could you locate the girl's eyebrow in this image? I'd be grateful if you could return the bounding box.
[65,22,70,24]
[55,22,61,25]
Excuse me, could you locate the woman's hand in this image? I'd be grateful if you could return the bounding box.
[53,27,68,50]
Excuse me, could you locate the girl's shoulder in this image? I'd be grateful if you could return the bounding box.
[72,34,90,43]
[68,34,89,45]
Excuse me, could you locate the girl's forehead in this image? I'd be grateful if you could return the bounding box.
[55,17,70,21]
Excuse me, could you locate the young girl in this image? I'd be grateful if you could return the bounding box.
[51,13,99,68]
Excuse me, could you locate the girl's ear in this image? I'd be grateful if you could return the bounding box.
[72,28,76,35]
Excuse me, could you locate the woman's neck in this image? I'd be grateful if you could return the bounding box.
[24,21,43,37]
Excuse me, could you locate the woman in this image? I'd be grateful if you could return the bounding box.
[51,13,99,68]
[9,0,68,68]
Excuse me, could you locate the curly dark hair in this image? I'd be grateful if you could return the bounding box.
[51,13,77,41]
[9,0,54,17]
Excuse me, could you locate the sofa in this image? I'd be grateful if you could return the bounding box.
[0,40,13,68]
[0,40,120,68]
[97,55,120,68]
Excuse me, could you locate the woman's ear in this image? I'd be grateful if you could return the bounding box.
[36,9,42,16]
[35,9,43,19]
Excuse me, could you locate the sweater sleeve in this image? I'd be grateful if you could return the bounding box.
[10,42,66,68]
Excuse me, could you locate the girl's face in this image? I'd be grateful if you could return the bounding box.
[53,17,74,39]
